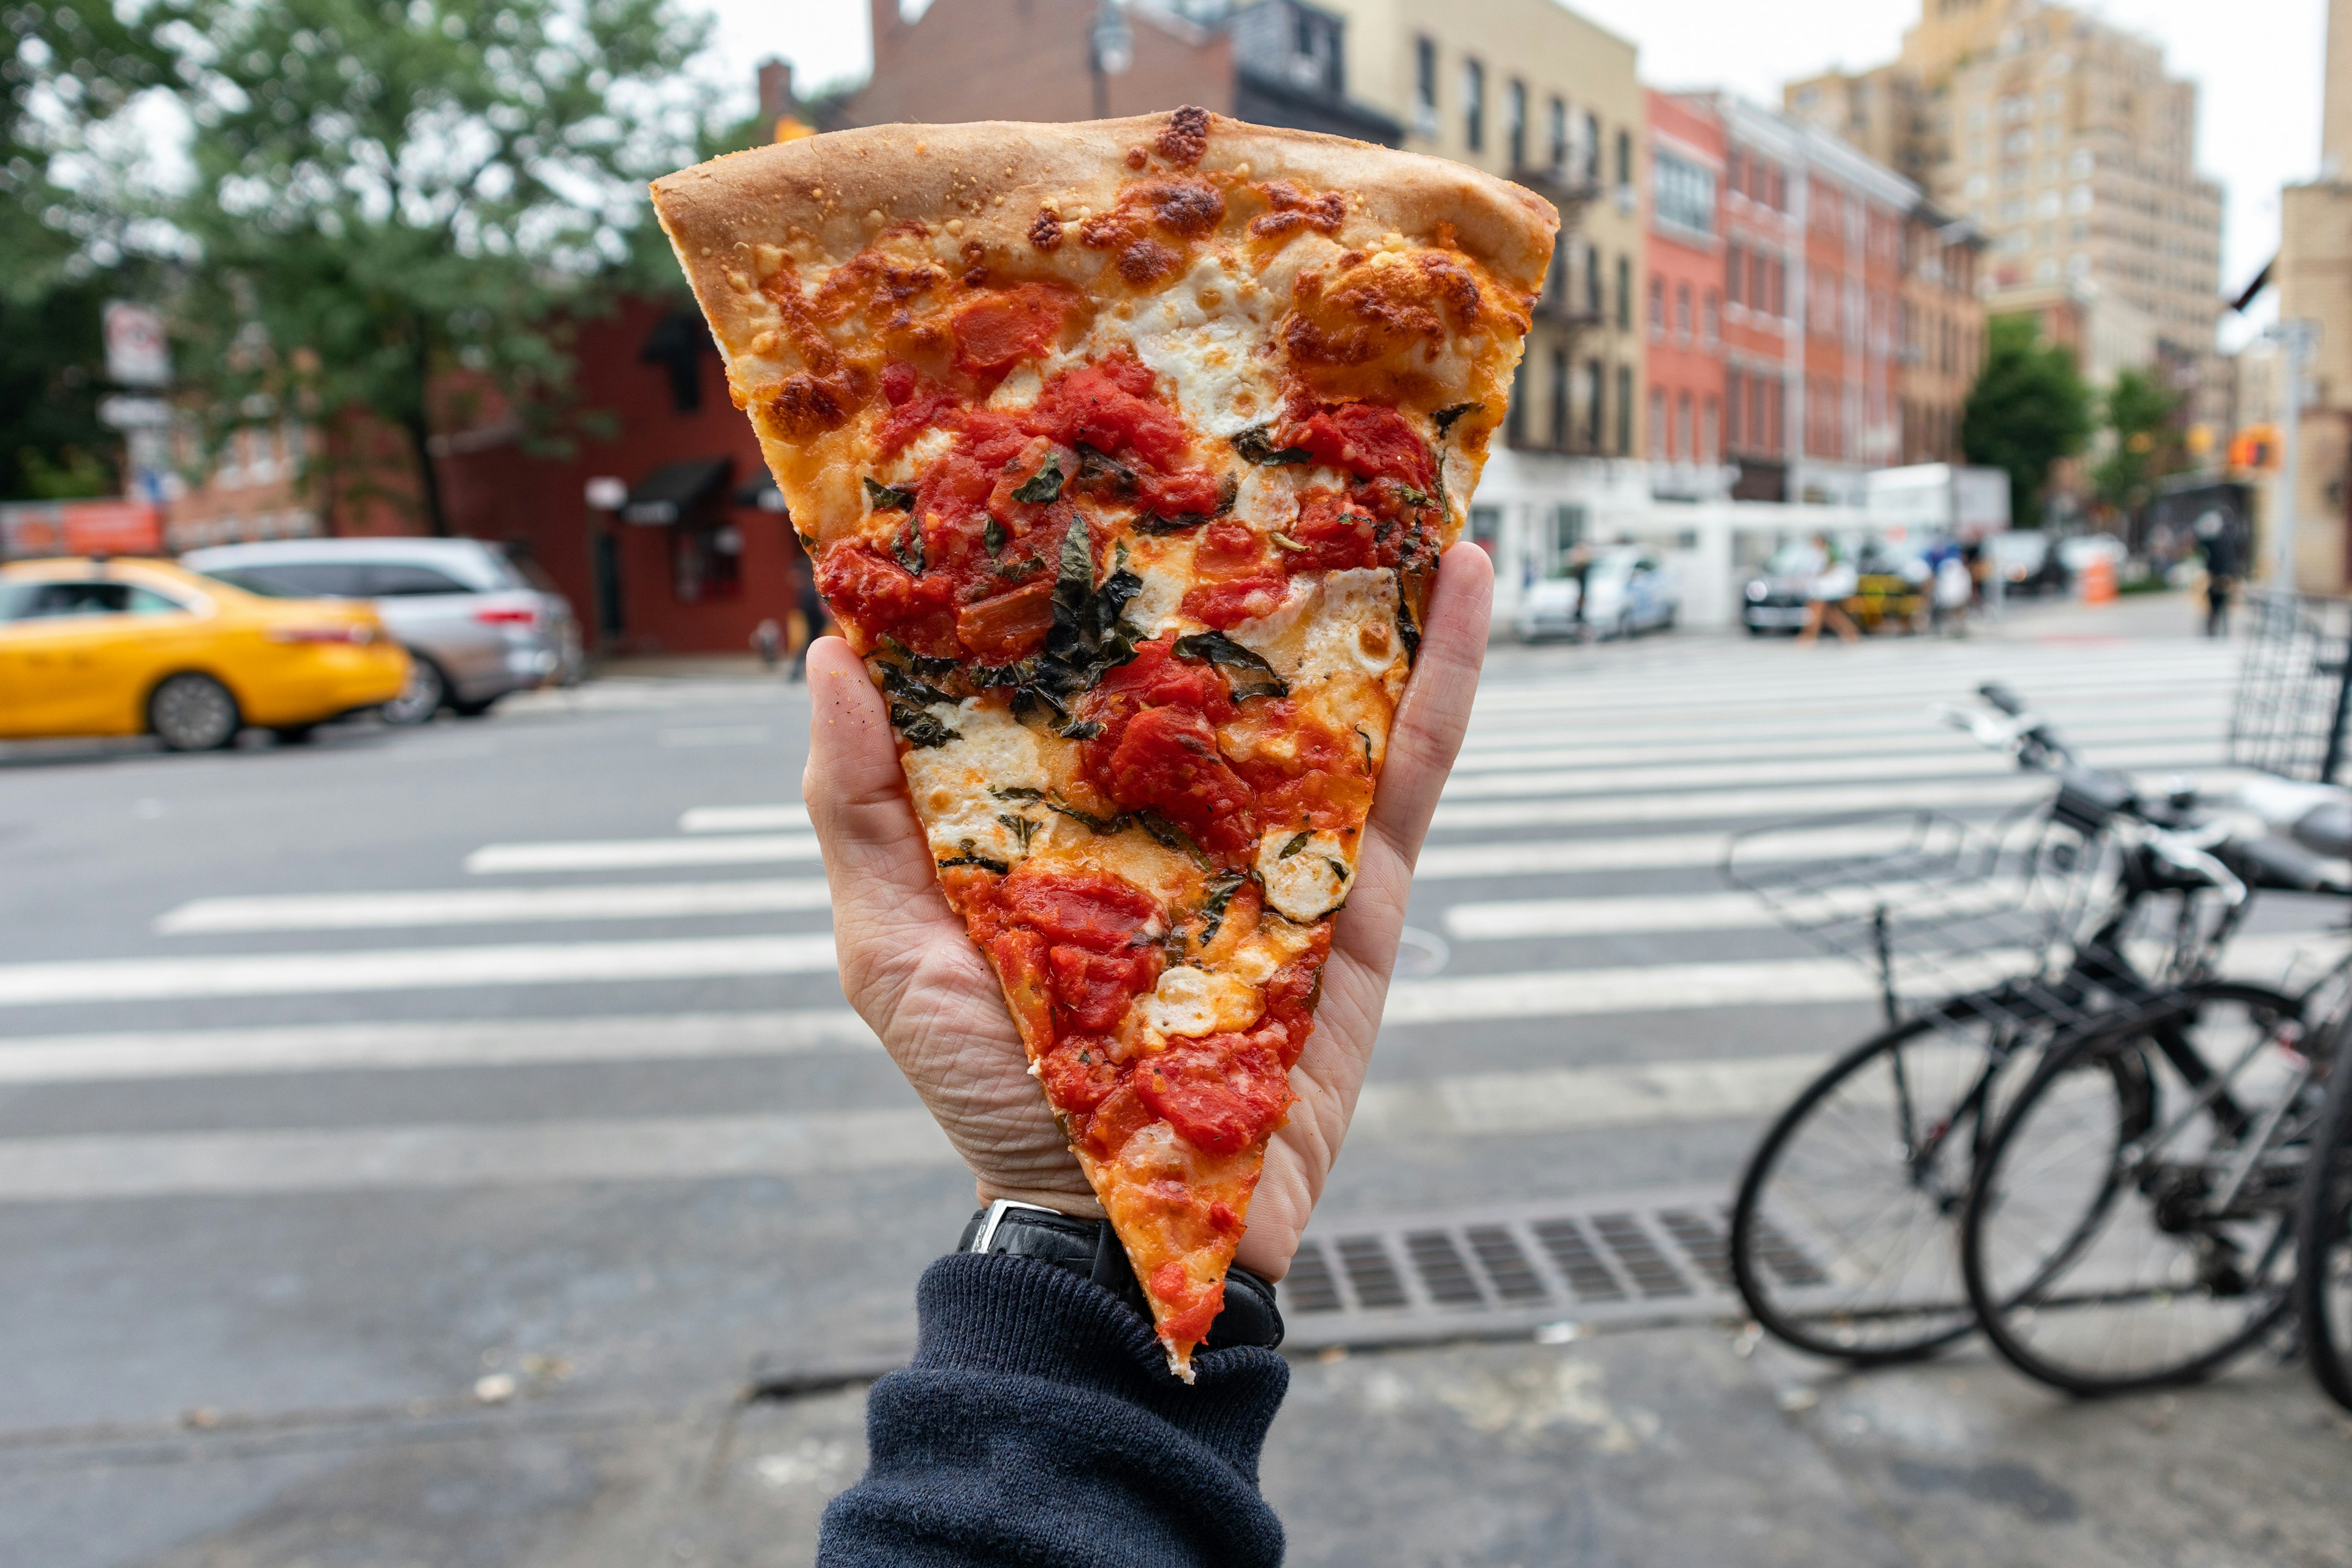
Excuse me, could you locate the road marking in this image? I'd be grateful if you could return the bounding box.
[1350,1053,1834,1139]
[1450,721,2218,767]
[682,804,811,834]
[0,1010,878,1084]
[1382,959,1879,1022]
[1439,745,2212,802]
[0,935,840,1008]
[1430,778,2038,832]
[1465,662,2233,716]
[465,834,821,873]
[1444,892,1778,940]
[157,878,836,933]
[657,725,773,748]
[1411,824,1915,880]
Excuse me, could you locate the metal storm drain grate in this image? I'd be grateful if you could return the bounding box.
[1280,1186,1774,1349]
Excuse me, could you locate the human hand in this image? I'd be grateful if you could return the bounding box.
[804,541,1492,1280]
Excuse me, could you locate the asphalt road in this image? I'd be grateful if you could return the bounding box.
[4,597,2346,1566]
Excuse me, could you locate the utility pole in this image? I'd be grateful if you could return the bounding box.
[2269,318,2321,591]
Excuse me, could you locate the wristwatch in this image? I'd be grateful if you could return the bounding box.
[959,1199,1284,1351]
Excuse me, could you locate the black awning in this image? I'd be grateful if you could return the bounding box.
[623,458,731,524]
[733,471,791,514]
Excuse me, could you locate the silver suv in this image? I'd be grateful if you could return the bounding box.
[183,538,582,723]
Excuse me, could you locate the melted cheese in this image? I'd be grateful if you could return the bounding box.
[1137,962,1265,1046]
[899,698,1050,865]
[1115,254,1281,437]
[1256,827,1354,921]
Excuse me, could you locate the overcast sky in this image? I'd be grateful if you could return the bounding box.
[732,0,2326,339]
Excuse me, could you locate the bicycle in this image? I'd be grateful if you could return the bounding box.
[1956,778,2352,1396]
[1724,684,2315,1366]
[2296,1024,2352,1412]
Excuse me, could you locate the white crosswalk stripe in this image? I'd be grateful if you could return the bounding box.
[9,633,2318,1207]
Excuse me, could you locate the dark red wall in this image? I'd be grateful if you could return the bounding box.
[438,297,802,657]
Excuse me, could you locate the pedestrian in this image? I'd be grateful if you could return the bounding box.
[785,526,830,680]
[1562,538,1594,643]
[1796,533,1860,646]
[2195,509,2242,638]
[802,544,1493,1567]
[1931,543,1973,638]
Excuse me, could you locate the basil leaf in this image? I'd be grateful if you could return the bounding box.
[984,516,1008,555]
[1134,809,1210,869]
[1321,856,1352,883]
[891,519,926,576]
[873,657,955,709]
[937,844,1010,873]
[1173,630,1289,700]
[1047,799,1125,834]
[864,477,916,510]
[1395,582,1421,663]
[1433,402,1479,435]
[1278,829,1312,859]
[989,785,1046,801]
[1197,870,1251,946]
[889,701,960,749]
[1012,455,1065,503]
[1134,510,1209,535]
[997,813,1038,851]
[1057,718,1105,740]
[1076,443,1137,491]
[1232,426,1313,466]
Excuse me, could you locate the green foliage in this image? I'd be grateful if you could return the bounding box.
[0,273,118,500]
[1962,314,2094,527]
[2090,366,2183,517]
[37,0,717,534]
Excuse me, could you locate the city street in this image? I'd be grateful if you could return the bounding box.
[5,597,2348,1566]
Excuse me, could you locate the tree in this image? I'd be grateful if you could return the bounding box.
[134,0,715,534]
[1962,314,2093,528]
[2090,366,2183,519]
[2,0,179,499]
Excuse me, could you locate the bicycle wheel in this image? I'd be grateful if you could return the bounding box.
[1962,981,2309,1396]
[1730,997,2054,1363]
[2295,1053,2352,1412]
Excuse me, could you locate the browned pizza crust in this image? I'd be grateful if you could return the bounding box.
[650,110,1556,362]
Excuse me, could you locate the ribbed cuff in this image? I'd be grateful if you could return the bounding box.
[911,1251,1291,1475]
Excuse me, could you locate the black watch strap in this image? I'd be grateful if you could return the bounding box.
[959,1200,1284,1352]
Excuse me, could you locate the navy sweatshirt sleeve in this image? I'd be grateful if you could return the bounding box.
[816,1251,1290,1567]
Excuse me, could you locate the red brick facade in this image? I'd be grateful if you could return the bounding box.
[1643,91,1725,492]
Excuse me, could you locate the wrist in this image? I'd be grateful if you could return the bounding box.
[958,1200,1284,1352]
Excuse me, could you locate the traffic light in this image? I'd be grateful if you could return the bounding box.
[2229,424,2279,472]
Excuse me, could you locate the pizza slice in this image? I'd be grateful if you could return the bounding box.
[652,108,1554,1376]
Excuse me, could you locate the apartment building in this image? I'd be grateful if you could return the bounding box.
[1643,89,1725,500]
[1898,206,1986,464]
[1787,0,2223,426]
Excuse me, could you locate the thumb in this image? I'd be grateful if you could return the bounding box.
[802,638,935,894]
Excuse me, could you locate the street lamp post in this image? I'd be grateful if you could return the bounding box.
[2268,318,2321,592]
[1090,0,1132,119]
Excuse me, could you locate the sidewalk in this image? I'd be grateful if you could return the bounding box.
[56,1320,2339,1567]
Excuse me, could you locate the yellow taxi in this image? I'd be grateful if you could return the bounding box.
[0,557,410,750]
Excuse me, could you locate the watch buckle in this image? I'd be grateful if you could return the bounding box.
[970,1197,1066,1254]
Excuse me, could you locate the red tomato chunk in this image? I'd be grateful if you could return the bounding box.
[1049,943,1166,1033]
[1136,1035,1294,1155]
[950,285,1070,375]
[1101,704,1256,857]
[1287,401,1436,491]
[999,864,1159,952]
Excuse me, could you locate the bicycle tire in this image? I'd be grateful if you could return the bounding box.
[2294,1049,2352,1412]
[1730,995,2049,1365]
[1961,980,2305,1397]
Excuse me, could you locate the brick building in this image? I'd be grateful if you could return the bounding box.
[1642,89,1725,500]
[1898,205,1985,464]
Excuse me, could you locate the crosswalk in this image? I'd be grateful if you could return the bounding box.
[0,629,2320,1215]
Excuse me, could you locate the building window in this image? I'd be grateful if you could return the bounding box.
[1648,274,1665,337]
[1463,58,1485,151]
[1653,149,1715,235]
[1583,110,1601,183]
[1770,257,1785,317]
[1550,347,1568,448]
[1676,392,1692,463]
[1649,387,1667,460]
[1702,288,1719,345]
[1585,243,1602,318]
[1506,353,1526,445]
[1615,127,1632,190]
[1615,253,1632,331]
[1585,358,1604,448]
[1615,364,1634,455]
[1725,373,1743,450]
[1676,283,1692,344]
[1414,37,1438,139]
[1727,149,1744,198]
[1702,396,1718,464]
[1548,96,1567,172]
[1725,241,1744,306]
[1507,78,1526,169]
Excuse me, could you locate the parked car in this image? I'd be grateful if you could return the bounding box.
[1989,530,2068,598]
[0,557,407,750]
[1741,541,1823,634]
[1516,547,1680,642]
[1848,538,1932,633]
[183,538,581,723]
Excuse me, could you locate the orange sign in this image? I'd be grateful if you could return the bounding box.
[0,499,166,560]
